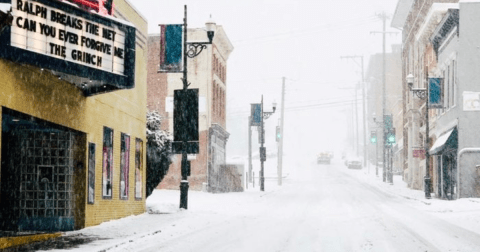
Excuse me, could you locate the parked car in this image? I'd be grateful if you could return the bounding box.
[347,158,362,169]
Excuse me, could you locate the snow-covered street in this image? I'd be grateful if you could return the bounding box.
[40,159,480,252]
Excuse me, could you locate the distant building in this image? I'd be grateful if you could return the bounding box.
[147,26,234,192]
[0,0,148,231]
[365,46,402,178]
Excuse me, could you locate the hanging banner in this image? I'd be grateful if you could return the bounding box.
[250,103,261,126]
[429,78,443,108]
[159,24,183,72]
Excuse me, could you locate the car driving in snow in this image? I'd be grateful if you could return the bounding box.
[347,158,362,169]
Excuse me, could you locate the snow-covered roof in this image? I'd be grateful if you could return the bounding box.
[0,3,11,13]
[391,0,414,29]
[415,3,459,43]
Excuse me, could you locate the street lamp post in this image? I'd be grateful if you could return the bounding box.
[179,5,216,209]
[372,113,383,178]
[260,95,276,191]
[406,73,431,199]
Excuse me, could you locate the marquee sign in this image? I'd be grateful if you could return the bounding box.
[0,0,136,96]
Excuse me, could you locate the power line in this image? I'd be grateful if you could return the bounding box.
[227,98,361,116]
[233,15,376,44]
[234,17,378,47]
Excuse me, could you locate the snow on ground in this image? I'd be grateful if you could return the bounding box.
[41,158,480,252]
[340,161,480,236]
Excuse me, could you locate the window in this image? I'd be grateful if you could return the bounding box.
[446,65,450,109]
[102,127,114,199]
[135,138,143,199]
[120,133,130,200]
[88,143,95,204]
[442,70,446,113]
[452,60,456,106]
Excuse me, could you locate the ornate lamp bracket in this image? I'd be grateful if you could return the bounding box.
[412,88,427,100]
[263,112,274,120]
[186,43,209,58]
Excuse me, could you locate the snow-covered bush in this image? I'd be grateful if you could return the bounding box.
[146,111,173,198]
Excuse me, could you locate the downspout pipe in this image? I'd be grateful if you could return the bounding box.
[456,148,480,199]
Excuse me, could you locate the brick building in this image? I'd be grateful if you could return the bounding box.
[392,0,459,193]
[147,25,233,192]
[366,46,403,177]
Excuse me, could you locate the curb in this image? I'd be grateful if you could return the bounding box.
[0,232,62,250]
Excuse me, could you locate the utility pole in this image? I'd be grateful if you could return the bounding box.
[248,116,252,183]
[355,85,359,157]
[277,77,285,186]
[180,5,189,208]
[260,96,265,191]
[259,95,276,191]
[371,12,396,183]
[341,55,366,165]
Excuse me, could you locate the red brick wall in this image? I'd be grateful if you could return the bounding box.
[157,130,208,191]
[147,35,169,131]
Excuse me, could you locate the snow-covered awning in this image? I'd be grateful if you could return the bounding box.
[430,128,456,155]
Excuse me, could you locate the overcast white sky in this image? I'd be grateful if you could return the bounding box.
[130,0,402,160]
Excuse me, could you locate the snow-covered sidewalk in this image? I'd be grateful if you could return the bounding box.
[338,161,480,237]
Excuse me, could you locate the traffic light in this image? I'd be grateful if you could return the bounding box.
[386,128,396,145]
[370,131,377,144]
[384,115,393,130]
[276,126,281,142]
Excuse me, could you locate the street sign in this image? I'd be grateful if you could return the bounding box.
[258,127,265,144]
[260,147,266,162]
[174,89,199,142]
[173,89,199,154]
[413,149,425,158]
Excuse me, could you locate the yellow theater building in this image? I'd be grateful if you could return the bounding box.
[0,0,148,231]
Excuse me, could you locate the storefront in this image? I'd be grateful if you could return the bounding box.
[0,0,148,231]
[430,128,458,200]
[1,108,86,231]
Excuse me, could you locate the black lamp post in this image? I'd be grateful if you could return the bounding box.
[179,5,216,209]
[406,73,431,199]
[259,96,276,191]
[372,113,381,177]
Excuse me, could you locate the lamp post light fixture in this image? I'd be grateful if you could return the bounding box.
[178,5,216,210]
[259,96,276,191]
[406,73,431,199]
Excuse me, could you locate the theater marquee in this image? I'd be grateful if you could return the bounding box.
[0,0,136,95]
